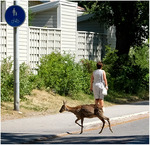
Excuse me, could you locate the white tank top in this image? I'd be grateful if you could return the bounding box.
[93,69,105,89]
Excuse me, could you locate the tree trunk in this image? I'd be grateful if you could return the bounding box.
[115,25,131,56]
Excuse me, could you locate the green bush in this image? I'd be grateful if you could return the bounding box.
[103,44,149,95]
[37,52,84,96]
[129,43,149,94]
[80,59,96,94]
[1,57,35,102]
[19,63,35,98]
[102,46,119,91]
[1,57,14,101]
[2,43,148,102]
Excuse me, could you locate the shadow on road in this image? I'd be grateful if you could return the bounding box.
[1,133,149,144]
[38,135,149,144]
[1,132,57,144]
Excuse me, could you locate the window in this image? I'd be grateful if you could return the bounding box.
[0,1,6,22]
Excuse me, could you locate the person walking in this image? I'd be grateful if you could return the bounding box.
[90,61,108,113]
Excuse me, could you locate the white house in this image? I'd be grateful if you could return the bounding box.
[29,0,77,56]
[0,0,116,73]
[29,1,116,59]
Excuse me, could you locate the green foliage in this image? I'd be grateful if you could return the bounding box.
[102,46,118,90]
[83,1,99,15]
[37,53,98,97]
[28,10,35,26]
[1,54,96,101]
[19,63,35,98]
[129,43,149,93]
[2,45,148,102]
[1,57,35,102]
[37,48,148,98]
[37,52,84,96]
[102,46,118,71]
[80,59,96,94]
[129,43,149,70]
[103,44,149,95]
[1,57,14,101]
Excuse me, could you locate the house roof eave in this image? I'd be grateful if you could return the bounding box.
[29,1,59,13]
[77,13,94,23]
[29,0,77,14]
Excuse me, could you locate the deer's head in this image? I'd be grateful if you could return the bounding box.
[59,101,67,113]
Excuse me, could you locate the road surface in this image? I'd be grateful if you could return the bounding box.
[1,100,149,144]
[32,118,149,144]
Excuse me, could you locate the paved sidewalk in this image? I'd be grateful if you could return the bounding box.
[1,100,149,144]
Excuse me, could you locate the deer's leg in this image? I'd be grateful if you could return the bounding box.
[98,117,105,134]
[99,114,113,133]
[75,118,82,127]
[80,118,84,134]
[105,117,113,133]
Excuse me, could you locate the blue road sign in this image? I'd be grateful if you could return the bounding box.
[5,5,26,27]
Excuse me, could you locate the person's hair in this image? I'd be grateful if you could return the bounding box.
[97,61,103,69]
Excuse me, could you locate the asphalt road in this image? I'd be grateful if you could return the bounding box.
[1,100,149,144]
[34,117,149,144]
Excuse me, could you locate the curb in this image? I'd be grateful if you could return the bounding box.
[84,111,149,128]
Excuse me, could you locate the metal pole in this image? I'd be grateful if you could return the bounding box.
[14,0,19,111]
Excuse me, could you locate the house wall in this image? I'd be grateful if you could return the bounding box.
[60,2,77,55]
[0,1,6,22]
[77,20,116,49]
[77,20,105,33]
[0,1,28,65]
[31,8,57,28]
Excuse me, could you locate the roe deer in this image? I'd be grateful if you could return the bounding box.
[59,101,113,134]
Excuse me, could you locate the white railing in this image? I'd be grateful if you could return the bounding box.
[77,31,106,61]
[0,22,7,63]
[29,26,61,73]
[0,23,106,73]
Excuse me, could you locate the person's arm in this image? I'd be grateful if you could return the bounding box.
[90,73,94,91]
[103,70,108,89]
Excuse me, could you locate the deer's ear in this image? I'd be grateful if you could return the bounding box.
[63,100,67,105]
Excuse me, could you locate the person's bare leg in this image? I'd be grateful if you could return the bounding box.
[98,99,103,108]
[98,99,105,112]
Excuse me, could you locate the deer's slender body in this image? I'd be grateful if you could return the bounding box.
[59,101,113,134]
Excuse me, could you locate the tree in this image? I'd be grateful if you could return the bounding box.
[78,1,149,56]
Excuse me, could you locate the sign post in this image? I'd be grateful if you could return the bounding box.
[5,1,25,111]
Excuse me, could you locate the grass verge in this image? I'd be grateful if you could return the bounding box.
[1,89,113,121]
[2,89,148,121]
